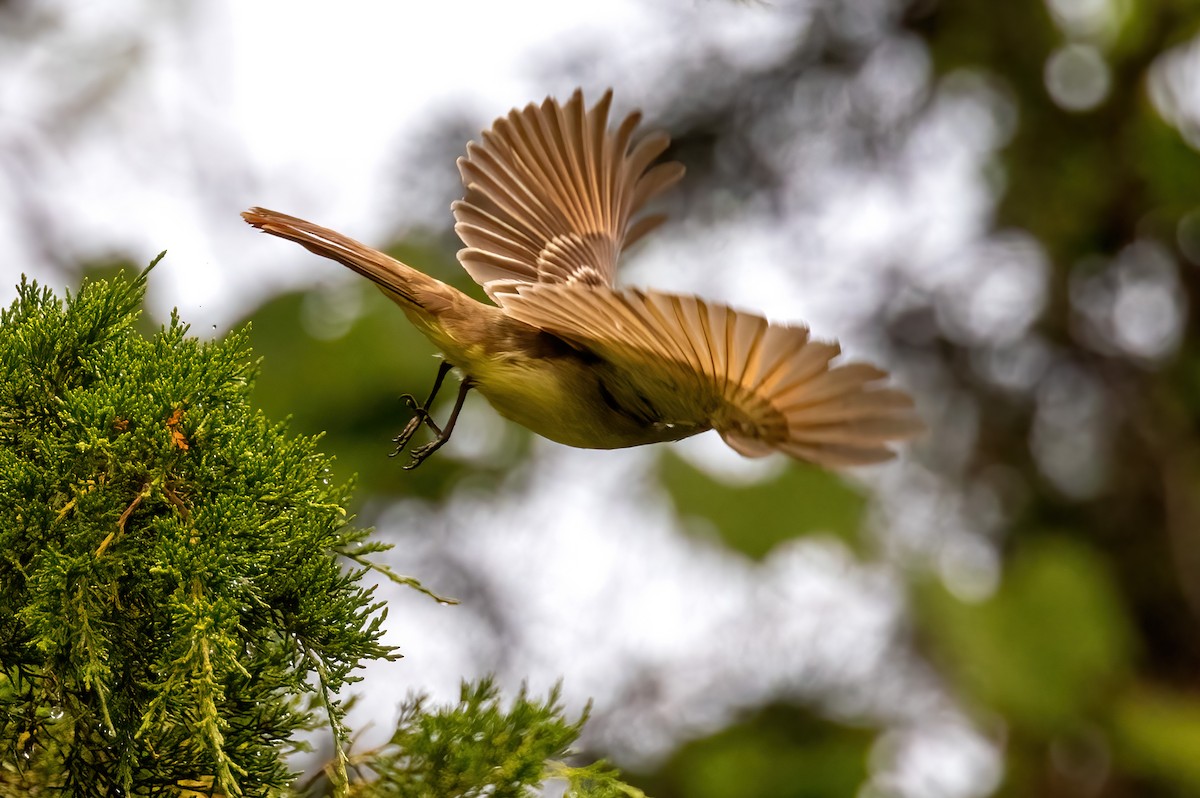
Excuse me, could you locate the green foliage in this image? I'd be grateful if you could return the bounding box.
[631,705,872,798]
[347,678,642,798]
[919,537,1134,736]
[0,263,642,798]
[0,260,395,795]
[550,760,648,798]
[1113,688,1200,793]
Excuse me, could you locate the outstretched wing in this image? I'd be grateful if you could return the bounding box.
[499,285,923,467]
[453,88,684,302]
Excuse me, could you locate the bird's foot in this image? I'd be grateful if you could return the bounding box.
[389,394,444,459]
[402,435,451,470]
[389,369,472,470]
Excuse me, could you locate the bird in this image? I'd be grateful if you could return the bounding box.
[243,89,922,470]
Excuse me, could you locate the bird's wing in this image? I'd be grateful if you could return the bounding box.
[499,285,923,467]
[453,88,684,303]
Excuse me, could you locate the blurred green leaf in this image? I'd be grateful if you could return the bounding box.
[1113,688,1200,793]
[630,704,872,798]
[658,451,866,559]
[920,537,1134,736]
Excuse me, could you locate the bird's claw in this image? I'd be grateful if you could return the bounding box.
[389,395,443,459]
[402,439,445,470]
[389,366,471,470]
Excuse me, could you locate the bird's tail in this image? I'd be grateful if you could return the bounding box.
[242,207,459,317]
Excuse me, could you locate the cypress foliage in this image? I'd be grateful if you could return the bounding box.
[0,258,392,795]
[350,678,644,798]
[0,259,642,797]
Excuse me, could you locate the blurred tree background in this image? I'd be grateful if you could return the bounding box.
[4,0,1200,796]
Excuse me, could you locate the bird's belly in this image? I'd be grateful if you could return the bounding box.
[469,359,702,450]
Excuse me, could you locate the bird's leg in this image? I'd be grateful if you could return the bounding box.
[403,377,475,470]
[390,361,453,458]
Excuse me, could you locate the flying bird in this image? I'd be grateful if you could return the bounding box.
[244,89,921,469]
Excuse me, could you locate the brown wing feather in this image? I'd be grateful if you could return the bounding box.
[454,89,684,302]
[499,285,923,467]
